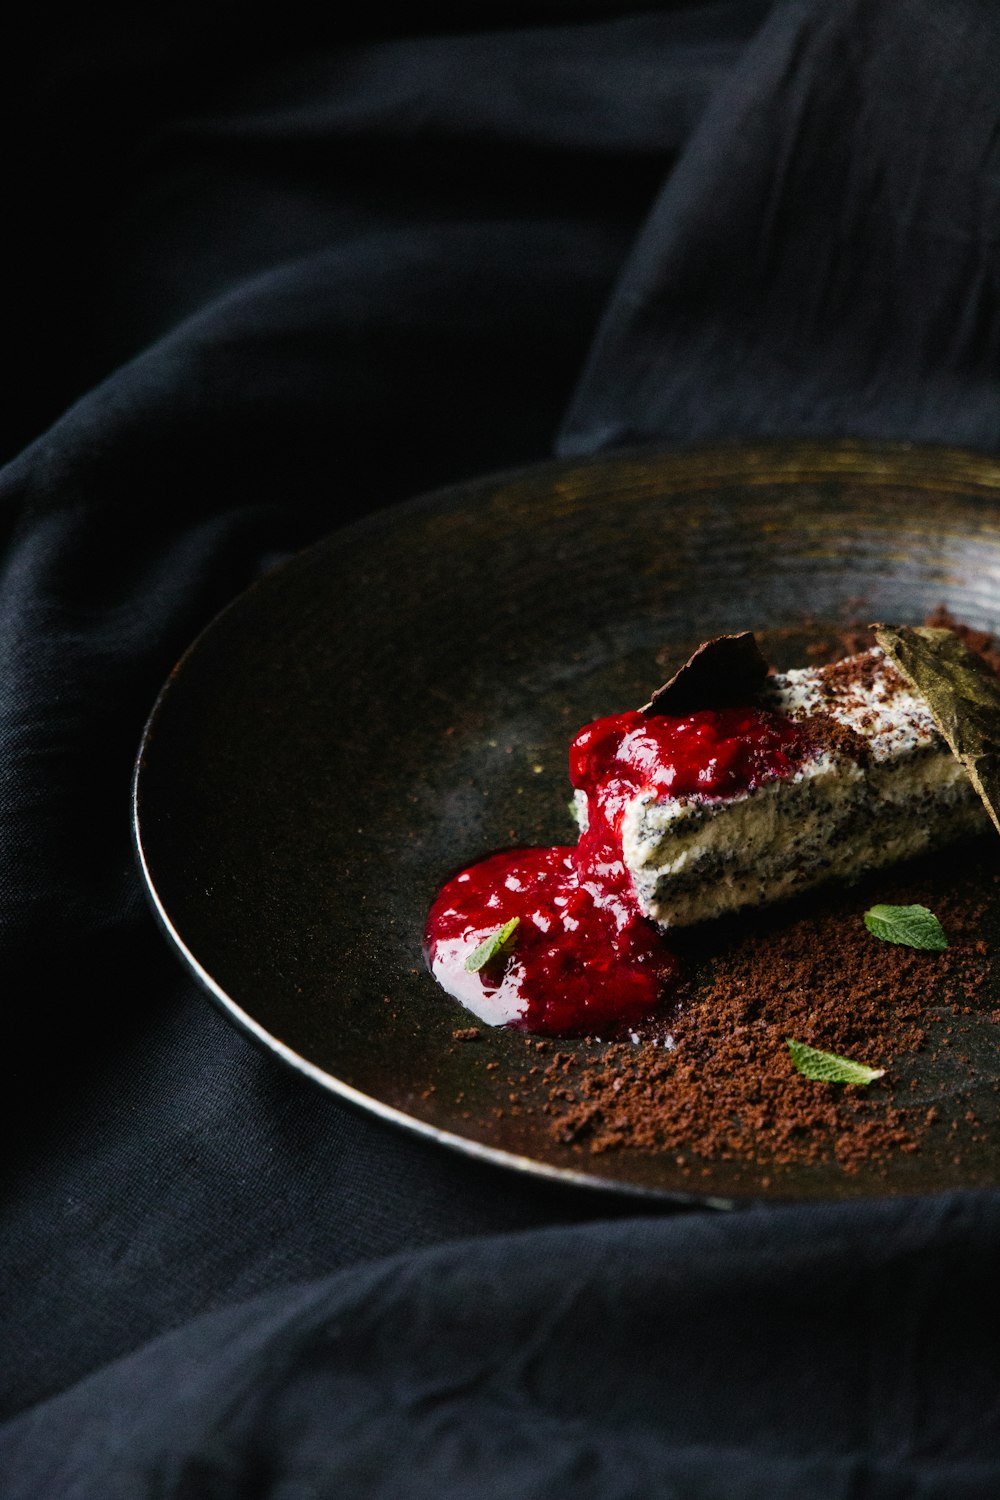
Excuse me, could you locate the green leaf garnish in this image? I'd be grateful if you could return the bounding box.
[787,1039,885,1086]
[464,917,520,973]
[863,903,947,950]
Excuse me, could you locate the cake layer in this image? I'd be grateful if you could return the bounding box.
[620,647,987,927]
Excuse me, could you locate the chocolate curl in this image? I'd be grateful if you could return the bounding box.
[643,631,770,716]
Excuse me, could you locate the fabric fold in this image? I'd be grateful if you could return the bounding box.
[4,1197,999,1498]
[560,0,1000,454]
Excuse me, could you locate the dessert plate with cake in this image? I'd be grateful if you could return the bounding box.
[133,440,1000,1204]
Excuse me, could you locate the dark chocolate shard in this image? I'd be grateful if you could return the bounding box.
[875,624,1000,837]
[642,632,770,716]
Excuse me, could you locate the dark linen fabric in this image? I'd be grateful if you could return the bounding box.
[4,1200,999,1498]
[3,2,1000,1495]
[560,0,1000,454]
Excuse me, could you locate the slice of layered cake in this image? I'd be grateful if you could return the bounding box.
[574,644,986,929]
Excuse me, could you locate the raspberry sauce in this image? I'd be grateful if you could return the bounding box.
[425,705,807,1036]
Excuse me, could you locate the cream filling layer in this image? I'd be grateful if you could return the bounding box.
[622,746,981,928]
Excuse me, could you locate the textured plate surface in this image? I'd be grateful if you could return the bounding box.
[134,440,1000,1204]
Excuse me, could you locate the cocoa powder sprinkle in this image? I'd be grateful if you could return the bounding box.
[531,860,992,1171]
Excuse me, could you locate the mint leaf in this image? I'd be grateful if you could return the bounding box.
[863,903,947,950]
[787,1038,885,1086]
[465,917,520,973]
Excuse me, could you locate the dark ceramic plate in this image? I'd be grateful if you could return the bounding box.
[134,440,1000,1205]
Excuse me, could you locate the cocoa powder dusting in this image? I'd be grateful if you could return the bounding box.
[533,859,992,1172]
[795,709,870,767]
[818,647,903,699]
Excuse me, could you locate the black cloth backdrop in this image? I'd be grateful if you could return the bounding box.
[3,2,1000,1494]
